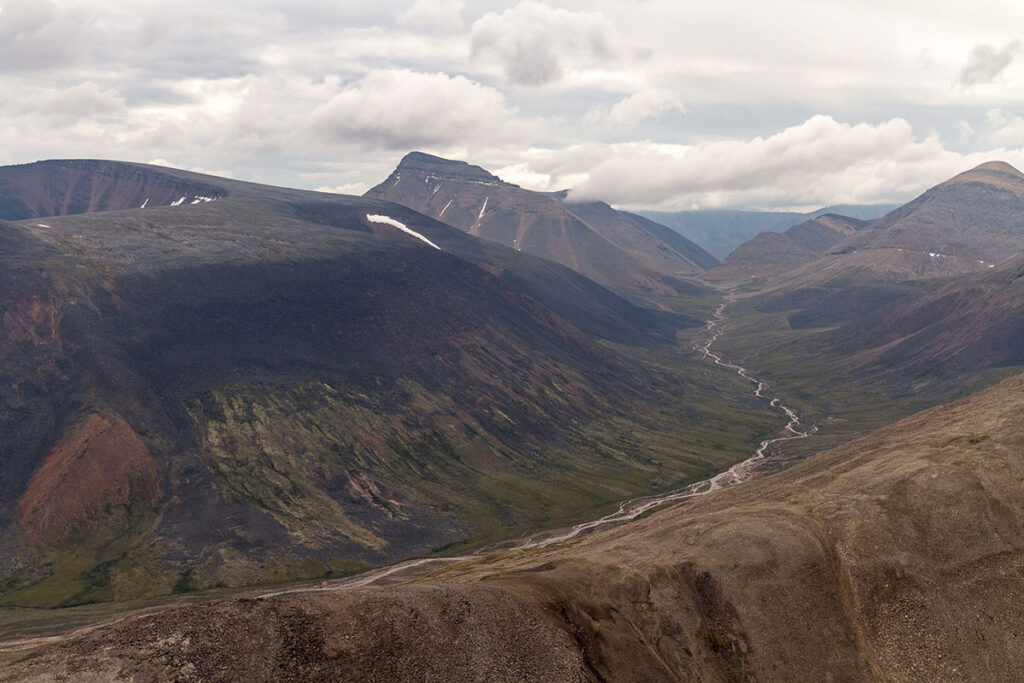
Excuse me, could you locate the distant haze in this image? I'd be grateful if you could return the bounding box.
[1,0,1022,210]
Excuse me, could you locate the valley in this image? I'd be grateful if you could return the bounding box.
[2,156,1024,680]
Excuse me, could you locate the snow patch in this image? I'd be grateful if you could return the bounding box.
[35,223,51,229]
[170,196,187,206]
[140,198,149,209]
[190,195,216,204]
[439,199,453,217]
[478,196,489,219]
[928,252,947,258]
[366,214,441,250]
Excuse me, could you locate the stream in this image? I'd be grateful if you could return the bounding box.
[264,296,819,594]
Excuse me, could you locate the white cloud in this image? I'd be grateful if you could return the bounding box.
[959,41,1021,87]
[586,89,685,127]
[984,108,1024,147]
[553,115,1024,209]
[310,69,532,150]
[470,2,619,86]
[397,0,464,33]
[314,182,369,195]
[147,159,234,177]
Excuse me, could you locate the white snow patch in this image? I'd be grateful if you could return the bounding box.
[928,252,947,258]
[439,199,453,217]
[190,195,216,204]
[170,196,187,206]
[35,223,51,228]
[366,214,441,250]
[140,198,149,208]
[478,196,489,219]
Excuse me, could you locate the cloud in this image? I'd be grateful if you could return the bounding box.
[147,159,235,177]
[470,2,618,86]
[586,89,685,127]
[552,115,1024,209]
[310,69,531,149]
[984,108,1024,147]
[396,0,464,33]
[10,82,125,124]
[959,40,1022,87]
[313,182,369,195]
[0,0,90,70]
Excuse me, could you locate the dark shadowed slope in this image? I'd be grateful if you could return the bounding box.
[365,152,704,296]
[9,371,1024,681]
[0,159,766,607]
[549,194,719,273]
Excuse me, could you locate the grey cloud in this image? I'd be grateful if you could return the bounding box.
[470,2,618,86]
[309,69,532,150]
[959,41,1021,87]
[0,0,90,70]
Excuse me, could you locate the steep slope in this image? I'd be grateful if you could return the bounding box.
[0,160,769,607]
[549,194,719,273]
[812,251,1024,389]
[11,372,1024,680]
[364,152,701,296]
[707,213,865,281]
[776,161,1024,287]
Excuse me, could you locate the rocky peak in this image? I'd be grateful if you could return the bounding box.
[394,151,506,185]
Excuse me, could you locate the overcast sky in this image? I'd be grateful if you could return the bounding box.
[2,0,1023,210]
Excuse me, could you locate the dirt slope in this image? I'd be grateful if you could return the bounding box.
[9,372,1024,680]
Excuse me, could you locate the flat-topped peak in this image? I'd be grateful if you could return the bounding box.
[395,152,503,184]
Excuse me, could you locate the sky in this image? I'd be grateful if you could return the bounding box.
[2,0,1024,211]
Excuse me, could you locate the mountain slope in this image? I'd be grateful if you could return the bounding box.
[773,161,1024,287]
[11,371,1024,680]
[549,194,719,273]
[637,204,895,260]
[364,152,703,296]
[0,160,769,607]
[707,213,866,281]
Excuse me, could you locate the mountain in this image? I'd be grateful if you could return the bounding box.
[11,371,1024,680]
[638,204,896,259]
[364,152,709,296]
[780,251,1024,394]
[548,194,719,272]
[752,161,1024,288]
[0,159,773,607]
[706,213,866,281]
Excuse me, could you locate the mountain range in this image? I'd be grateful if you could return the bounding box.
[2,155,1024,680]
[365,152,717,296]
[0,159,770,608]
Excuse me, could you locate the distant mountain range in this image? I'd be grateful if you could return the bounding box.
[718,161,1024,289]
[638,204,898,259]
[365,152,718,296]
